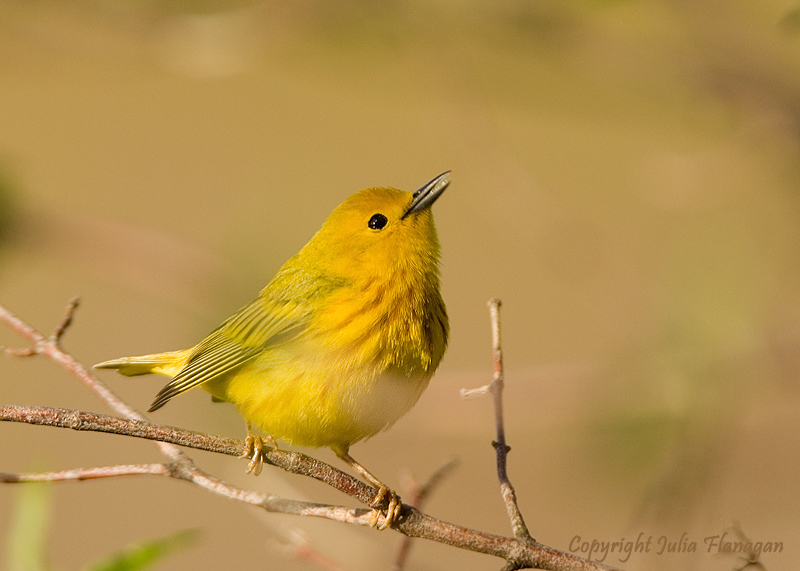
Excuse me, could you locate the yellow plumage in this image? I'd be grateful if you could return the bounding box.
[95,172,450,526]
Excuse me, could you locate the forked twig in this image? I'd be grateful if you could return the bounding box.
[0,298,165,427]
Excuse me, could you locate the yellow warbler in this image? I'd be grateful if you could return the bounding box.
[95,172,451,527]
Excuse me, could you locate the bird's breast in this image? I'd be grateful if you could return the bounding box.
[220,272,447,450]
[313,274,446,375]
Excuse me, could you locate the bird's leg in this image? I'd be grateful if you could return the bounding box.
[337,451,401,530]
[240,424,278,476]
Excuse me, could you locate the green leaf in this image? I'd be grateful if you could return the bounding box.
[5,483,53,571]
[85,529,199,571]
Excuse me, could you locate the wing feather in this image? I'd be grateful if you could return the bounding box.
[148,293,309,412]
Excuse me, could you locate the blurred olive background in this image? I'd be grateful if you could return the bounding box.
[1,1,798,570]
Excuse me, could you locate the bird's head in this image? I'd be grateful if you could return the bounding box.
[305,172,451,283]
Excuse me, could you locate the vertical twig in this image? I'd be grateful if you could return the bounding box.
[487,298,531,541]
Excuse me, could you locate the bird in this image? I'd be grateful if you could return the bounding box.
[95,171,451,528]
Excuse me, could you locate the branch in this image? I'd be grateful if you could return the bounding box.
[461,298,531,542]
[0,403,401,525]
[0,404,379,506]
[1,299,623,571]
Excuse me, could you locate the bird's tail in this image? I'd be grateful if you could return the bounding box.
[94,350,188,377]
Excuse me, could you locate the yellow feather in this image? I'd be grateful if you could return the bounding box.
[96,173,450,463]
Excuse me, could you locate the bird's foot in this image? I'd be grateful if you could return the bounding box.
[337,450,401,530]
[367,485,401,530]
[240,429,278,476]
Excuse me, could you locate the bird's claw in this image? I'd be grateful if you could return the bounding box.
[367,485,401,530]
[240,430,278,476]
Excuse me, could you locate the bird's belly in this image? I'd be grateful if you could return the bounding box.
[207,353,431,452]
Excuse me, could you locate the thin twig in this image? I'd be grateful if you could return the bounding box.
[0,463,170,483]
[406,458,460,507]
[277,529,348,571]
[51,296,80,342]
[487,298,531,541]
[461,299,531,542]
[392,458,460,571]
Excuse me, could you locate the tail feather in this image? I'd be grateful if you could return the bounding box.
[93,351,187,377]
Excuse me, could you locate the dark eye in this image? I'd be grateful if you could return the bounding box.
[368,213,388,230]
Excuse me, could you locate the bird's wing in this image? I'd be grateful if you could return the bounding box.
[148,290,310,412]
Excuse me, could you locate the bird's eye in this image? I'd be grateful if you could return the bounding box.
[368,213,388,230]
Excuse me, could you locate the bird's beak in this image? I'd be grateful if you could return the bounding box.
[402,171,451,219]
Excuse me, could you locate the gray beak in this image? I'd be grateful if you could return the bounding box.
[402,171,451,219]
